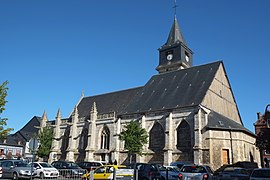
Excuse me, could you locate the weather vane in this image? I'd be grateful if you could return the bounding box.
[173,0,178,16]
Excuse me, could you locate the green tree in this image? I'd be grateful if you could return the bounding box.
[37,126,53,160]
[119,121,148,163]
[0,81,13,140]
[256,128,270,151]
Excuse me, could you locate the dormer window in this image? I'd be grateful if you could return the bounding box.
[219,121,224,126]
[185,52,190,62]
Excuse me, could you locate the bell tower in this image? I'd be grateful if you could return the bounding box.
[156,16,193,74]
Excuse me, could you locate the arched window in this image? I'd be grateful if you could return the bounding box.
[79,128,88,150]
[177,120,191,152]
[61,126,70,152]
[100,126,110,150]
[149,122,165,152]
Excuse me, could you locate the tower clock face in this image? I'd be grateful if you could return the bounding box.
[167,54,173,61]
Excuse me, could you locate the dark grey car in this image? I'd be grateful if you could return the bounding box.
[0,159,36,179]
[127,163,161,180]
[250,168,270,180]
[216,167,250,180]
[51,160,85,178]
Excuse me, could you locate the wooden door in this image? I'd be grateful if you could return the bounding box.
[222,149,229,164]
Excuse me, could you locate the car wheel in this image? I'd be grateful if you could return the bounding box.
[13,172,18,180]
[40,172,45,179]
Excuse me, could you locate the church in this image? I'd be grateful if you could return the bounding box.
[41,15,260,170]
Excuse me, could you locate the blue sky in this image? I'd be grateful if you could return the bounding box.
[1,0,269,133]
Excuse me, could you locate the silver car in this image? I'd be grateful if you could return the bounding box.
[250,168,270,180]
[0,159,36,179]
[179,165,213,180]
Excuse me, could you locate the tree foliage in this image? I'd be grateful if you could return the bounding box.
[256,128,270,151]
[119,121,148,162]
[37,126,53,159]
[0,81,13,140]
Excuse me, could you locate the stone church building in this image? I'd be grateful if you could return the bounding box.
[41,16,260,170]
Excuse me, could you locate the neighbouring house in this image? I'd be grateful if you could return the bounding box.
[254,105,270,168]
[3,116,41,160]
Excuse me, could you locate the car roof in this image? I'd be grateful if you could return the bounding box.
[100,165,126,167]
[253,168,270,171]
[171,161,192,165]
[53,161,74,163]
[0,159,24,162]
[78,161,104,163]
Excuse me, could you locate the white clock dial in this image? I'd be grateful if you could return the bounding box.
[167,54,173,61]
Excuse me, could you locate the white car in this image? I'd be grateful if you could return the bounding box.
[30,162,59,178]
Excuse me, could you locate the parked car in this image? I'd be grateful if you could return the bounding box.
[51,160,86,178]
[165,166,182,176]
[76,161,104,172]
[170,161,193,169]
[82,164,133,180]
[0,159,36,179]
[0,166,2,178]
[127,163,161,180]
[249,168,270,180]
[30,162,59,179]
[215,167,250,180]
[179,165,213,180]
[157,165,180,180]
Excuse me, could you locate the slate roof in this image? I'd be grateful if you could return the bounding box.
[120,61,221,114]
[77,87,143,119]
[6,116,41,145]
[206,111,255,136]
[77,61,222,117]
[164,16,187,46]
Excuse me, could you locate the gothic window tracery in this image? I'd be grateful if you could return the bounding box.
[177,120,191,152]
[149,122,165,152]
[100,126,110,150]
[79,128,88,150]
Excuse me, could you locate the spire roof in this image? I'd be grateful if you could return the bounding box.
[41,111,48,122]
[56,108,61,118]
[165,16,186,46]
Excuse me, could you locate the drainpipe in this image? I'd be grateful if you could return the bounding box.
[229,129,234,164]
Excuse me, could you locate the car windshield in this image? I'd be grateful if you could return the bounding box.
[14,161,29,167]
[252,169,270,178]
[39,163,54,168]
[167,167,181,172]
[181,166,207,173]
[158,166,167,171]
[223,167,248,174]
[67,162,79,168]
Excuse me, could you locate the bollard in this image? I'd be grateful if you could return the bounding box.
[166,168,168,180]
[89,170,94,180]
[135,169,138,180]
[113,167,116,180]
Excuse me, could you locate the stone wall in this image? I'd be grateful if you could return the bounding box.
[202,64,241,124]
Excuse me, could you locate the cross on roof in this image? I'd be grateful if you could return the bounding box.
[173,0,178,16]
